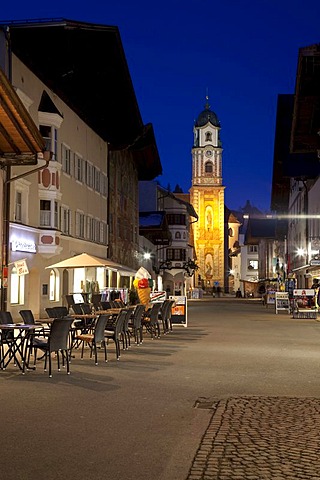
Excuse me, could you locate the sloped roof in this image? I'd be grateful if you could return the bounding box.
[271,94,319,212]
[0,66,45,164]
[1,18,162,179]
[245,218,277,245]
[160,188,198,219]
[291,43,320,154]
[139,211,171,245]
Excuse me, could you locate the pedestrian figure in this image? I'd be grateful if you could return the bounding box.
[217,286,222,297]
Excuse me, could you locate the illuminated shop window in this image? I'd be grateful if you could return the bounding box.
[49,269,59,301]
[10,267,25,304]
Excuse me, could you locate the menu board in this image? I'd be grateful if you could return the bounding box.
[169,295,187,327]
[275,292,290,314]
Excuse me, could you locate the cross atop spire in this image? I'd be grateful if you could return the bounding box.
[205,87,210,110]
[205,88,210,109]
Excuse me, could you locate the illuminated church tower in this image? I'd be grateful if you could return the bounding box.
[190,97,225,291]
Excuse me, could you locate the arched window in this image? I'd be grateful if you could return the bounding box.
[10,267,25,304]
[205,161,213,173]
[175,232,181,239]
[49,269,59,301]
[228,227,234,237]
[205,132,212,142]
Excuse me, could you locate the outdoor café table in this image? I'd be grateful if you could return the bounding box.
[97,308,122,315]
[69,313,98,328]
[69,313,98,320]
[0,323,39,374]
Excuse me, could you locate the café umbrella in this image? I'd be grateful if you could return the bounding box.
[46,253,136,275]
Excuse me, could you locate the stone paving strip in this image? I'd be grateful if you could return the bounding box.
[187,397,320,480]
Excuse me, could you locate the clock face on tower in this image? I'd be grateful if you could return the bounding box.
[205,150,213,157]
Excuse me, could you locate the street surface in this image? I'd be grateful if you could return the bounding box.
[1,297,320,479]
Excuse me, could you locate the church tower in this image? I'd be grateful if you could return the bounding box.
[190,97,225,291]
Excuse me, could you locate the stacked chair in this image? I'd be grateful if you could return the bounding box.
[159,299,175,334]
[104,309,128,360]
[128,304,145,345]
[141,302,162,339]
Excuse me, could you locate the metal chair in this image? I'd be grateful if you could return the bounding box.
[19,309,49,333]
[100,301,112,310]
[128,304,145,345]
[122,306,135,350]
[45,307,57,318]
[0,311,16,369]
[75,314,109,364]
[31,317,74,377]
[54,306,69,318]
[104,309,128,360]
[141,302,162,339]
[80,303,92,314]
[91,294,102,311]
[159,299,175,333]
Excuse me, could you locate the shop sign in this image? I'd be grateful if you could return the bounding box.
[14,259,29,276]
[310,259,320,266]
[11,239,36,253]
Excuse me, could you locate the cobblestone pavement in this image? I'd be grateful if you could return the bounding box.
[187,397,320,480]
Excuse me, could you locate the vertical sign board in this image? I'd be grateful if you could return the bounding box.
[169,295,187,327]
[275,292,290,314]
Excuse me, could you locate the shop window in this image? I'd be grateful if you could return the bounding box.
[10,267,25,304]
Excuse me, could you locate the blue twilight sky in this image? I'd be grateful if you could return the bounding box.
[1,0,320,213]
